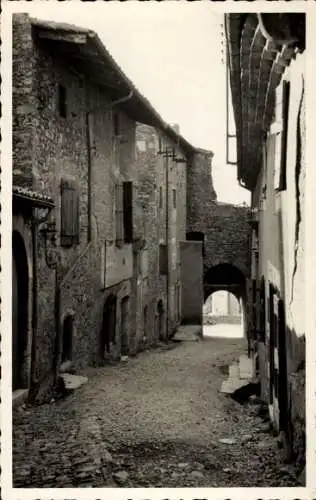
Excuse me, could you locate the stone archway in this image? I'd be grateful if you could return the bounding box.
[62,315,74,363]
[204,263,247,340]
[121,296,130,356]
[203,289,244,339]
[12,231,29,390]
[204,263,246,299]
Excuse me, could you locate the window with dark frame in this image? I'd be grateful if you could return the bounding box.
[58,84,67,118]
[159,243,168,275]
[275,80,290,192]
[280,81,290,191]
[60,178,79,247]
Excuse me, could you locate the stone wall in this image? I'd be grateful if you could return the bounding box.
[250,54,306,465]
[12,14,36,188]
[187,150,251,278]
[13,14,138,385]
[136,123,188,338]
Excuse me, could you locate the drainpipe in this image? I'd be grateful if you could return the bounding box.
[85,88,134,242]
[53,265,60,384]
[30,205,55,393]
[30,215,38,389]
[165,151,169,341]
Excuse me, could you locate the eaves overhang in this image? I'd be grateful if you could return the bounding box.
[225,13,305,190]
[29,16,198,157]
[13,185,55,209]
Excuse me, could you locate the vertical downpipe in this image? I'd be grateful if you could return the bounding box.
[165,151,169,340]
[53,266,60,384]
[30,215,38,389]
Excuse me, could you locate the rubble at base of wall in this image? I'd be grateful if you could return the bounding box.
[289,368,305,472]
[26,372,67,406]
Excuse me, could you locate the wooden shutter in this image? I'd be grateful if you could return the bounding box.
[115,183,124,246]
[123,181,133,243]
[60,178,79,247]
[159,244,167,275]
[274,80,290,191]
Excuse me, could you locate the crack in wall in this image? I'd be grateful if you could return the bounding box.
[290,76,304,305]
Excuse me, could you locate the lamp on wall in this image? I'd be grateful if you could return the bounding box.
[39,213,59,269]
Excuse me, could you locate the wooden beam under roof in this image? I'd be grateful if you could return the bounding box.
[36,29,88,44]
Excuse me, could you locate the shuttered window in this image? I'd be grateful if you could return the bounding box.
[115,183,124,246]
[123,181,133,243]
[60,178,79,247]
[159,244,168,275]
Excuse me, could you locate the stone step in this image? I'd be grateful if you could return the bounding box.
[60,373,88,390]
[239,354,255,379]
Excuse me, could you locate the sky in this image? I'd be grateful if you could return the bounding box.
[8,1,250,205]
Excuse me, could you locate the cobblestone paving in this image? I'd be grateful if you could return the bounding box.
[13,335,301,487]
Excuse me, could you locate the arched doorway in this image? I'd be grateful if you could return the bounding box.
[203,290,243,339]
[12,231,29,390]
[121,296,129,356]
[157,300,164,341]
[203,263,246,340]
[100,295,117,360]
[62,315,73,363]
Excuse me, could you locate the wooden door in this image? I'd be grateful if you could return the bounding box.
[12,251,20,390]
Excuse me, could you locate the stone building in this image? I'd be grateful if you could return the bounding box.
[226,13,306,469]
[12,14,204,402]
[186,143,251,335]
[135,123,189,345]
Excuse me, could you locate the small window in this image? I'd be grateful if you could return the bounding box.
[123,181,133,243]
[158,136,162,152]
[58,84,67,118]
[159,186,163,209]
[113,112,120,137]
[172,189,176,209]
[60,178,79,247]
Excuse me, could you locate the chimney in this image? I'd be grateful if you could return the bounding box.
[171,124,180,134]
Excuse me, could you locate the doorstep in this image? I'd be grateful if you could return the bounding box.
[12,388,29,409]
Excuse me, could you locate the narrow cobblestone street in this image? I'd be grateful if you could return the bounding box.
[13,333,300,488]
